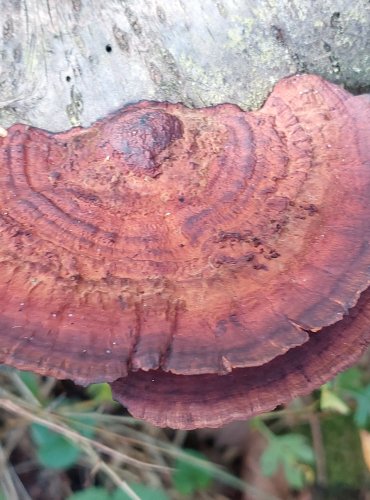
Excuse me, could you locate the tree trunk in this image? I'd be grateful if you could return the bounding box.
[1,0,369,131]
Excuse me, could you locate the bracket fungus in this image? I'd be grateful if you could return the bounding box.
[0,74,370,429]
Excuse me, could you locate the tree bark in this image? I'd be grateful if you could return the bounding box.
[0,0,369,131]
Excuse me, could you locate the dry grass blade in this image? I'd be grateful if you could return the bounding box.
[62,415,276,498]
[0,396,168,472]
[0,397,164,500]
[0,442,18,500]
[0,379,281,499]
[7,371,41,407]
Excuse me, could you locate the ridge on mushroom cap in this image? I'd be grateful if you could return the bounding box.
[0,74,369,402]
[111,287,370,429]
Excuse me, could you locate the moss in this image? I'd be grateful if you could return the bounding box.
[321,415,366,488]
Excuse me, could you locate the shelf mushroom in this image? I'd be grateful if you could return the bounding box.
[0,74,369,429]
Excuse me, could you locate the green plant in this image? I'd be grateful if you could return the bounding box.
[172,449,213,495]
[257,422,315,489]
[31,423,81,470]
[1,360,370,499]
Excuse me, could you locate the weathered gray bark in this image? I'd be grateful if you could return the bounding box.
[0,0,369,131]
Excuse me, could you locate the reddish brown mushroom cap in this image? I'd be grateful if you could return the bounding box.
[111,287,370,429]
[0,74,370,428]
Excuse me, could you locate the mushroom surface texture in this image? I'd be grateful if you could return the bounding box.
[0,74,370,429]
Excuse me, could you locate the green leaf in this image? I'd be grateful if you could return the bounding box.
[260,439,281,476]
[264,434,314,466]
[36,437,80,469]
[283,462,305,490]
[113,483,170,500]
[69,415,97,439]
[260,433,314,489]
[18,371,40,397]
[172,449,213,494]
[31,423,59,447]
[30,423,80,469]
[86,383,114,403]
[336,368,363,392]
[67,487,111,500]
[349,385,370,428]
[320,386,350,415]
